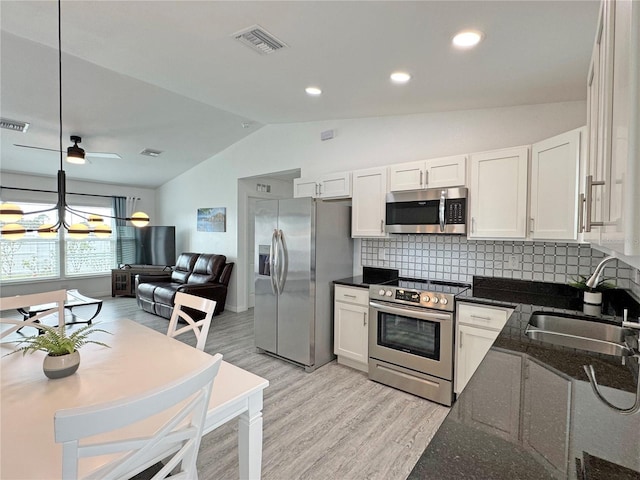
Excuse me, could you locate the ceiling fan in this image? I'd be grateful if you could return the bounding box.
[14,135,122,162]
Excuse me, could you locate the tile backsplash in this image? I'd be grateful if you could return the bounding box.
[361,236,639,292]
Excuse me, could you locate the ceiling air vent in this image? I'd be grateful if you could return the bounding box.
[1,118,30,133]
[233,25,287,55]
[140,148,163,157]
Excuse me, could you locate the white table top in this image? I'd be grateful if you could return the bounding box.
[0,318,268,479]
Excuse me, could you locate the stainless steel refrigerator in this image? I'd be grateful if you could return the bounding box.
[254,197,353,371]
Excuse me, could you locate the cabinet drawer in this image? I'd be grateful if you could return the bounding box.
[457,302,512,331]
[335,285,369,306]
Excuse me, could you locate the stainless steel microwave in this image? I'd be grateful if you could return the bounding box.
[385,187,467,234]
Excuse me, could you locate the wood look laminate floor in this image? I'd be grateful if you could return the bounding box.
[38,297,449,480]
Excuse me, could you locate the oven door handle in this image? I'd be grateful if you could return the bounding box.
[369,301,451,322]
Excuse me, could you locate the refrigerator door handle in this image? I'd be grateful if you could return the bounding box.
[270,229,278,295]
[277,229,288,293]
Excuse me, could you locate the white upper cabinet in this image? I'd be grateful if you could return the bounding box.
[585,0,640,261]
[530,128,582,241]
[469,146,529,239]
[293,171,352,199]
[389,155,467,192]
[351,167,388,238]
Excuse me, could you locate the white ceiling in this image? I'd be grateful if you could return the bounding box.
[0,1,600,188]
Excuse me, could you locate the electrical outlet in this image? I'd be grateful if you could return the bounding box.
[507,255,521,270]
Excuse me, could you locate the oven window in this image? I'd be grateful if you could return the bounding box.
[386,200,439,225]
[378,311,440,360]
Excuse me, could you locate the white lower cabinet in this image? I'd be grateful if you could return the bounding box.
[523,358,572,476]
[455,302,513,394]
[459,349,522,442]
[334,285,369,371]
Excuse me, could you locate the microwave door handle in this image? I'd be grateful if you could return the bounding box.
[439,190,446,232]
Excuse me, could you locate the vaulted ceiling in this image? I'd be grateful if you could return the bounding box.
[0,1,600,187]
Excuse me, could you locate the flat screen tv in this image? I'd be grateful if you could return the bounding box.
[117,226,176,267]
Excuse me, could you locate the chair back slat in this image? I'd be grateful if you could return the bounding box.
[0,290,67,339]
[166,292,216,351]
[55,353,222,480]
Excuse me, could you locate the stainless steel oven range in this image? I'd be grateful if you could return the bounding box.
[369,279,469,406]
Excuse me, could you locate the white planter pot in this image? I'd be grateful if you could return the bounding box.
[583,290,603,306]
[43,351,80,379]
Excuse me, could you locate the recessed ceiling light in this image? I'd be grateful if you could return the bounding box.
[305,86,322,96]
[390,72,411,84]
[452,30,484,49]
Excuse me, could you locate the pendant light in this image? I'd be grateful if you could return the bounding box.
[0,0,149,239]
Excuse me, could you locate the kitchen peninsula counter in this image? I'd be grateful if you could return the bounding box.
[410,277,640,479]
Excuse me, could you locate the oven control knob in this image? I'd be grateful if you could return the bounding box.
[441,298,449,305]
[378,289,386,296]
[432,297,439,304]
[422,295,430,302]
[385,290,393,297]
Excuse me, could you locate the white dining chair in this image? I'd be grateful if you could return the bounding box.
[0,289,67,339]
[54,353,223,480]
[166,292,216,352]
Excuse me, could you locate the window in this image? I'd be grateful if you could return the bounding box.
[0,201,117,283]
[0,202,60,282]
[64,206,116,277]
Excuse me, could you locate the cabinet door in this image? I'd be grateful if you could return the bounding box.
[530,129,581,241]
[523,359,571,475]
[319,172,352,199]
[334,302,368,364]
[469,146,529,239]
[454,324,499,394]
[425,155,467,188]
[388,160,425,192]
[293,178,318,198]
[352,167,388,237]
[459,349,522,442]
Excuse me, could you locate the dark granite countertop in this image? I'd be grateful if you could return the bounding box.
[410,276,640,480]
[333,266,399,289]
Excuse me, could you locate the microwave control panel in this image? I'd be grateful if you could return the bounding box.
[446,199,466,224]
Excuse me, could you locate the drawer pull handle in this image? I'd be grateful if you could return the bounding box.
[470,315,492,321]
[343,294,357,298]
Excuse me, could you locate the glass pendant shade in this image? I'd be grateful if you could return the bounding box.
[93,223,112,237]
[0,203,24,223]
[67,223,89,239]
[130,211,150,227]
[37,224,58,238]
[1,223,26,239]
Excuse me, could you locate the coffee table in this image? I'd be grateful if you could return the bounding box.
[17,289,103,327]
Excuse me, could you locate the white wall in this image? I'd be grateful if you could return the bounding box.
[157,101,587,311]
[0,171,157,297]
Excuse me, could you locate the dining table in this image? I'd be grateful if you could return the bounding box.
[0,318,269,479]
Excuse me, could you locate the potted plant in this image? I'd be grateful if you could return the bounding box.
[569,275,616,306]
[8,323,111,379]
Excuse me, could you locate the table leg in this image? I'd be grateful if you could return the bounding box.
[238,393,264,480]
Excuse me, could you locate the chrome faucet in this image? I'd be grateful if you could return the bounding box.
[586,256,617,289]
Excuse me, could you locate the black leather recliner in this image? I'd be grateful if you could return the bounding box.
[136,252,234,319]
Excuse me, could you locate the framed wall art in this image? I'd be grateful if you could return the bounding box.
[197,207,226,232]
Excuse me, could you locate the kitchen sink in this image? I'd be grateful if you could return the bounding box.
[525,312,635,357]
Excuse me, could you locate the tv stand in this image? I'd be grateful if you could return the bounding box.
[111,266,170,297]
